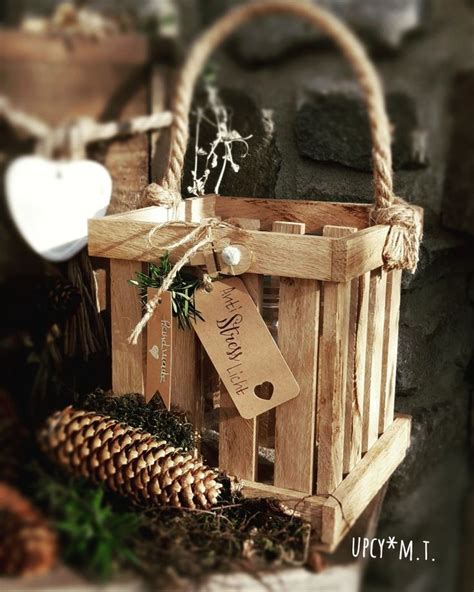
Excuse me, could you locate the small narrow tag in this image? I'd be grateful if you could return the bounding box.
[146,288,173,407]
[193,277,300,419]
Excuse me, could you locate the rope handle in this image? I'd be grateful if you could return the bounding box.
[161,0,394,211]
[147,0,422,272]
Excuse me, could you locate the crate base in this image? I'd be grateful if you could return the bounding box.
[241,414,411,552]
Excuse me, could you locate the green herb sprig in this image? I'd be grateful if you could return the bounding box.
[29,462,141,580]
[129,253,204,329]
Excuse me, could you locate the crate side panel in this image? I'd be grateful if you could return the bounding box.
[321,415,411,548]
[88,219,335,280]
[214,196,371,232]
[274,221,319,494]
[379,270,402,433]
[316,228,353,494]
[110,259,145,394]
[362,269,388,452]
[219,219,261,481]
[346,271,370,471]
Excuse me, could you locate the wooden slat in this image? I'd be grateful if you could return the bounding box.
[88,216,391,281]
[213,195,372,232]
[110,259,145,394]
[88,218,334,280]
[219,218,261,481]
[101,197,216,223]
[316,226,353,495]
[323,227,359,480]
[346,271,370,472]
[274,221,319,494]
[0,31,149,64]
[145,288,173,407]
[362,269,388,452]
[169,203,203,429]
[335,226,389,282]
[93,268,108,312]
[321,415,411,549]
[171,322,202,430]
[379,270,402,434]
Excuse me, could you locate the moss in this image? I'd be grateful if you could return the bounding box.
[30,393,312,587]
[74,390,197,451]
[132,498,311,586]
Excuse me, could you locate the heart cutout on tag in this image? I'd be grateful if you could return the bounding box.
[5,156,112,262]
[254,381,274,401]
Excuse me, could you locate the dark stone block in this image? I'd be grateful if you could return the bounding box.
[295,92,427,172]
[182,87,281,198]
[401,225,474,290]
[442,71,474,237]
[366,454,469,592]
[390,400,470,495]
[199,0,432,63]
[396,299,474,397]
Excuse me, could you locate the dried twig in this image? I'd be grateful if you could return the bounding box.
[188,85,252,197]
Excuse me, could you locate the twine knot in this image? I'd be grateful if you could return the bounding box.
[143,183,182,209]
[371,199,423,273]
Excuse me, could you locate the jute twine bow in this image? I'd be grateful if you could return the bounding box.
[0,95,173,160]
[128,218,249,344]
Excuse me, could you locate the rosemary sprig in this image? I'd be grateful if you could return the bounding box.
[129,253,204,330]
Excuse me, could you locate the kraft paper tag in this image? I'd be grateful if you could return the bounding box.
[193,277,300,419]
[145,288,173,408]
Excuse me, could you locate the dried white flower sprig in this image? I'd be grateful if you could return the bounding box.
[188,85,253,197]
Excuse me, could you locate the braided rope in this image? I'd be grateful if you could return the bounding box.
[0,95,172,160]
[157,0,422,271]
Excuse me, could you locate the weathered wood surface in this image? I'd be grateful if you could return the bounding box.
[379,270,402,433]
[213,195,372,232]
[219,218,261,481]
[0,31,151,214]
[273,221,319,494]
[345,271,370,472]
[322,227,359,480]
[321,415,411,549]
[88,217,335,280]
[363,269,388,452]
[110,259,145,394]
[89,202,393,281]
[316,227,353,495]
[0,31,149,64]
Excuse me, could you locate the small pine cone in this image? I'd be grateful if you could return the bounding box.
[47,276,81,316]
[0,482,57,577]
[38,406,223,510]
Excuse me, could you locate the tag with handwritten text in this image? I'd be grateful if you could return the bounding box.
[145,288,173,408]
[193,277,300,419]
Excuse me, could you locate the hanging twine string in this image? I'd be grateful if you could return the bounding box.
[142,0,422,274]
[128,219,249,344]
[0,95,173,160]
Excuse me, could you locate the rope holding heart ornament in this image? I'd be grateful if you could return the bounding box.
[147,0,422,273]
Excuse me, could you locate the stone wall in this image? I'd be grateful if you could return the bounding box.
[1,0,473,589]
[178,1,474,591]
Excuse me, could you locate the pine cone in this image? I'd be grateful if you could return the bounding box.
[38,406,222,510]
[47,275,81,317]
[0,482,57,577]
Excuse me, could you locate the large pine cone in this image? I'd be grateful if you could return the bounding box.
[0,482,57,577]
[38,406,222,509]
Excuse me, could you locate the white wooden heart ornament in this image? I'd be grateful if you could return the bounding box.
[5,156,112,262]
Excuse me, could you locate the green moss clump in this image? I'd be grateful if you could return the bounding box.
[74,390,197,451]
[28,461,141,581]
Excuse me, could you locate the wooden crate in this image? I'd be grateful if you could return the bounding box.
[88,193,416,551]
